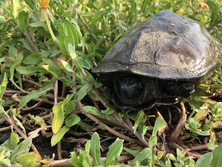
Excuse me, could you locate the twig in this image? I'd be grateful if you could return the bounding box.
[24,32,40,53]
[3,115,27,138]
[190,144,208,151]
[2,115,41,158]
[169,142,202,159]
[0,126,11,132]
[77,101,138,144]
[81,69,107,107]
[54,80,58,104]
[23,79,42,88]
[76,11,99,44]
[57,141,62,160]
[126,118,149,146]
[170,102,187,141]
[46,154,134,167]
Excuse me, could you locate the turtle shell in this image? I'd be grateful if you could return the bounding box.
[92,10,222,110]
[93,9,221,83]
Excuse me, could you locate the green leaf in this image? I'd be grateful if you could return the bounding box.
[105,138,124,166]
[124,148,140,156]
[101,106,115,116]
[64,100,76,115]
[134,110,145,132]
[149,135,157,148]
[77,83,92,101]
[29,22,48,30]
[25,0,38,10]
[0,15,7,23]
[0,73,8,100]
[52,94,73,134]
[60,60,74,72]
[19,80,54,109]
[195,152,213,167]
[42,65,61,78]
[16,152,41,167]
[79,150,92,167]
[10,139,32,163]
[207,132,218,150]
[128,148,152,165]
[206,1,221,25]
[152,117,167,136]
[65,114,81,128]
[16,66,35,75]
[83,106,112,119]
[8,46,18,58]
[212,144,222,167]
[9,131,19,150]
[23,53,44,65]
[64,20,79,47]
[211,102,222,120]
[67,43,78,61]
[51,125,70,146]
[57,30,69,56]
[52,102,65,134]
[18,11,28,31]
[42,58,63,78]
[129,1,137,25]
[138,124,151,139]
[71,152,82,167]
[85,140,91,154]
[90,133,101,166]
[185,117,210,136]
[9,52,24,91]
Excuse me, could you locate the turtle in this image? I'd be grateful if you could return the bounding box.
[92,9,222,111]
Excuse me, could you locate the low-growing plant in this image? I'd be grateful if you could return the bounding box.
[0,0,222,166]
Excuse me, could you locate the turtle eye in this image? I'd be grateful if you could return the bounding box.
[116,75,143,99]
[161,80,195,97]
[179,82,195,97]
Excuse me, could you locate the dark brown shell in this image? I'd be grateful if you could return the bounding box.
[92,10,222,83]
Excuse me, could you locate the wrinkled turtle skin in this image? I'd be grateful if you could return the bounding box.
[92,9,222,111]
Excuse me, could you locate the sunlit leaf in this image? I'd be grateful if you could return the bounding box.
[25,0,39,10]
[64,20,79,47]
[105,138,124,166]
[83,106,112,119]
[23,53,44,65]
[207,1,221,25]
[52,94,73,134]
[0,73,8,100]
[9,52,24,91]
[128,148,152,165]
[211,102,222,120]
[51,125,70,146]
[71,152,82,167]
[195,152,213,167]
[16,152,41,167]
[134,110,145,132]
[9,131,19,150]
[152,117,167,136]
[149,135,157,148]
[65,114,81,127]
[60,59,74,72]
[64,100,76,115]
[10,139,32,163]
[42,65,61,78]
[18,11,28,31]
[90,133,101,166]
[212,144,222,167]
[19,80,54,109]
